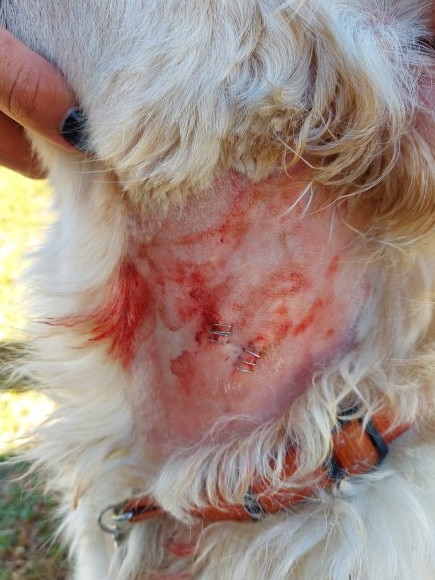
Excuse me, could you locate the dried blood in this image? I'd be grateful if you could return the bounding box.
[91,261,151,367]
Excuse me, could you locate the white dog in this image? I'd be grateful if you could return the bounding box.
[2,1,435,578]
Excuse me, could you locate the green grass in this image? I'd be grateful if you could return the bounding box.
[0,458,68,580]
[0,167,68,578]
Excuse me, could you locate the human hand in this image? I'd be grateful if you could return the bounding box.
[0,26,81,178]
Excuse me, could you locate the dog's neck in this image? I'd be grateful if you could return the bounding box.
[88,171,372,452]
[98,410,410,536]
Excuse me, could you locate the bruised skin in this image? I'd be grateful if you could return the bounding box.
[92,171,368,449]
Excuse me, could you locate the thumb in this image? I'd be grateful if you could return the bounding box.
[0,26,76,151]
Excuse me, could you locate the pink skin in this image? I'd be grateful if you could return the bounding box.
[91,171,368,451]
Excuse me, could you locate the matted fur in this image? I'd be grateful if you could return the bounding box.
[2,1,435,578]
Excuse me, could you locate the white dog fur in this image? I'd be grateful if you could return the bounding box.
[2,1,435,578]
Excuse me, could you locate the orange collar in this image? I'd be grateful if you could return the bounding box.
[103,411,409,528]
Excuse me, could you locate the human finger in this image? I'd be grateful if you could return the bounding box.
[0,26,76,151]
[0,111,46,178]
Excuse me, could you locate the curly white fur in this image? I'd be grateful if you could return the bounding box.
[2,1,435,578]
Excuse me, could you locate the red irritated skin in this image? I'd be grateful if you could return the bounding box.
[93,171,369,450]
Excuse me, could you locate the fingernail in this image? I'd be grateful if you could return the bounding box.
[60,107,91,153]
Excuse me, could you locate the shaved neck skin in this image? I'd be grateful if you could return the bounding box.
[94,171,368,452]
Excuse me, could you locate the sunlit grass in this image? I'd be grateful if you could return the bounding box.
[0,168,66,578]
[0,167,54,451]
[0,167,54,341]
[0,390,54,454]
